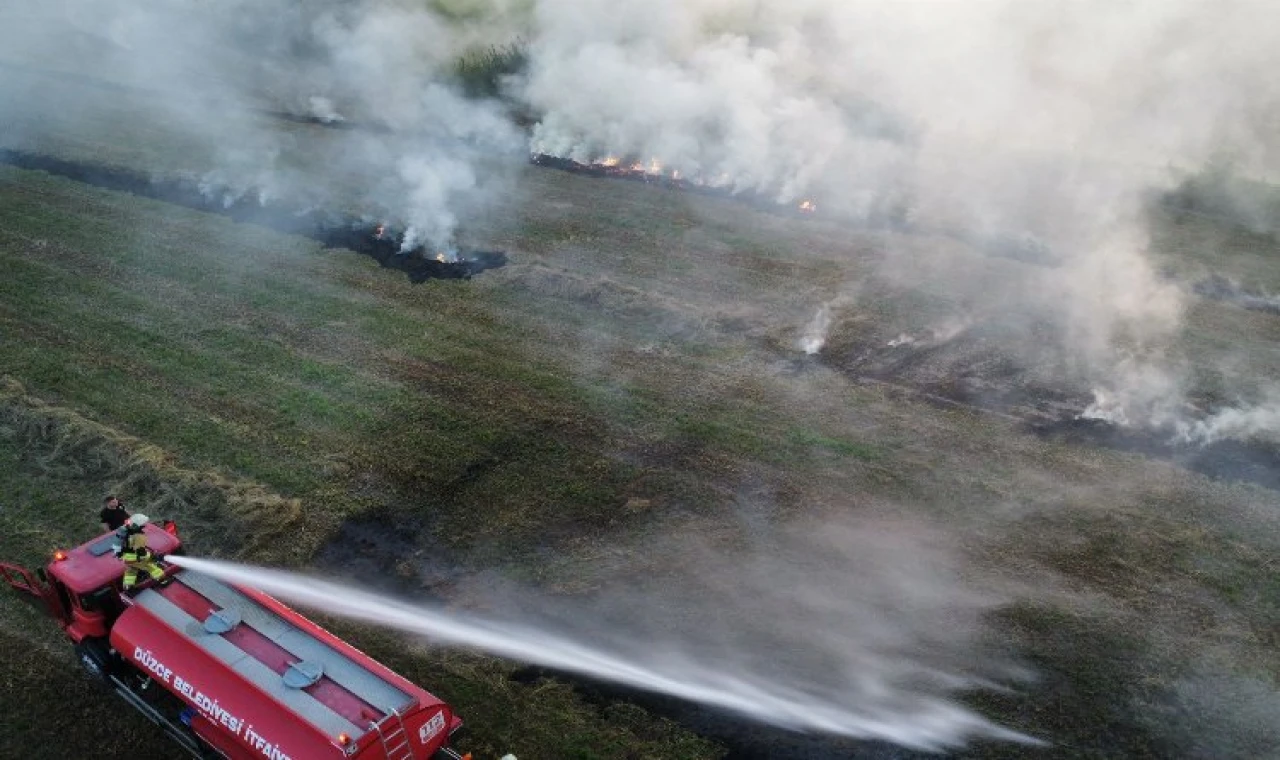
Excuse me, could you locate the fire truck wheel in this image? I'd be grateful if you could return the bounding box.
[75,638,115,683]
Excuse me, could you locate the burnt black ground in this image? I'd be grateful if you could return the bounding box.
[528,152,908,226]
[1031,417,1280,491]
[819,329,1280,494]
[527,154,775,204]
[0,149,506,282]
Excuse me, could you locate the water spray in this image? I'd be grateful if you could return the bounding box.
[167,555,1038,752]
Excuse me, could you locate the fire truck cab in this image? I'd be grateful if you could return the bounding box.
[1,524,464,760]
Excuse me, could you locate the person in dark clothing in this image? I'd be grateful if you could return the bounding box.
[99,495,130,532]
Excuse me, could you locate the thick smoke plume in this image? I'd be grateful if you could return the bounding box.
[5,2,1277,427]
[0,0,525,251]
[516,0,1280,436]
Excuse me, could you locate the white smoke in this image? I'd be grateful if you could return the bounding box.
[3,2,1275,427]
[0,0,524,252]
[1175,399,1280,446]
[515,0,1280,438]
[8,1,1277,380]
[798,301,835,355]
[1080,356,1190,425]
[1082,365,1280,448]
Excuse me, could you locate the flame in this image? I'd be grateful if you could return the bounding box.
[435,251,448,263]
[799,200,817,213]
[580,153,688,181]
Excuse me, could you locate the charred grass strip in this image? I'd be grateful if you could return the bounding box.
[0,150,505,281]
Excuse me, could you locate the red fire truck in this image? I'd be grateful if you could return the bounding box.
[0,521,465,760]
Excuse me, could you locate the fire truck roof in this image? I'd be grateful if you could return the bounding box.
[120,568,445,746]
[51,524,182,594]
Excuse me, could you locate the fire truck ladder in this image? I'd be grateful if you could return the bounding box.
[373,707,415,760]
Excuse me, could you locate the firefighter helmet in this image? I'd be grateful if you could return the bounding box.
[129,513,150,529]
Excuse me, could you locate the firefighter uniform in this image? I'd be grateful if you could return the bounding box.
[116,514,167,590]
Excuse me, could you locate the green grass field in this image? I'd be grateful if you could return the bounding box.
[2,66,1279,758]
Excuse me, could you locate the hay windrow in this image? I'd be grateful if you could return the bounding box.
[0,375,305,564]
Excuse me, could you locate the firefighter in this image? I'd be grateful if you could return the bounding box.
[115,514,168,592]
[100,494,130,532]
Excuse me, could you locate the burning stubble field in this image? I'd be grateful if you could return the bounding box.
[2,92,1280,759]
